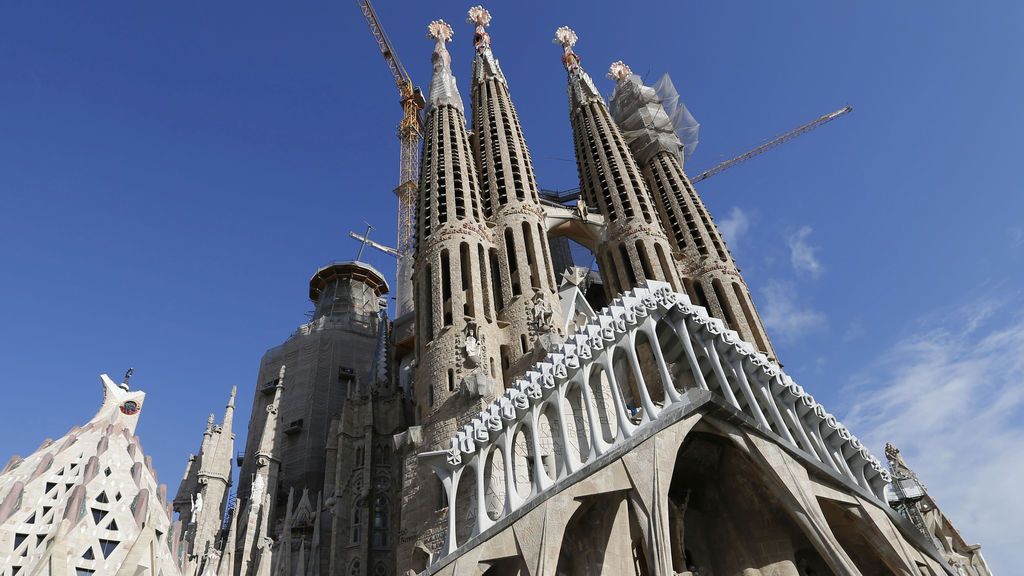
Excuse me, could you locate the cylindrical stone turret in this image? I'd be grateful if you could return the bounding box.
[404,18,507,565]
[468,7,563,381]
[556,28,681,297]
[608,62,776,358]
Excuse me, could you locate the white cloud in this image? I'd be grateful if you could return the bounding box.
[843,318,865,343]
[786,226,823,278]
[717,207,750,250]
[1010,226,1024,249]
[758,281,827,342]
[841,300,1024,573]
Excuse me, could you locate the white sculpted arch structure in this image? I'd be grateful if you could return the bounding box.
[422,281,892,561]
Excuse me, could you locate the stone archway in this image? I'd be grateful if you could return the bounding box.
[666,432,834,576]
[555,491,641,576]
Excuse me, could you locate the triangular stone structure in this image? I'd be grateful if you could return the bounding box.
[0,374,181,576]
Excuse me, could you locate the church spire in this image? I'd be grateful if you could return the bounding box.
[426,20,463,114]
[403,14,506,566]
[468,6,504,84]
[173,385,238,575]
[469,7,562,379]
[222,385,237,434]
[607,60,776,358]
[556,27,680,295]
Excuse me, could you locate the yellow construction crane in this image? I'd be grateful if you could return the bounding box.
[355,0,424,315]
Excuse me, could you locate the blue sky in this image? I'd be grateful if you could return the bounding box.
[2,1,1021,570]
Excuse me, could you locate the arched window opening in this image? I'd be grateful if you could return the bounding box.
[440,250,453,326]
[350,503,361,544]
[489,248,505,313]
[520,334,529,355]
[478,244,492,320]
[734,282,768,353]
[460,243,475,318]
[692,281,709,310]
[372,495,389,548]
[711,279,737,330]
[603,252,621,298]
[447,369,456,393]
[538,222,557,288]
[618,244,637,287]
[500,345,511,371]
[505,229,522,297]
[635,240,655,282]
[422,264,434,340]
[523,222,542,291]
[654,243,677,291]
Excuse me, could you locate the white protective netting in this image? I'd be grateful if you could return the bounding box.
[609,73,700,167]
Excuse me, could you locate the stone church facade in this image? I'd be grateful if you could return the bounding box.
[0,7,992,576]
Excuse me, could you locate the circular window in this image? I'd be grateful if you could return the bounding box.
[120,401,140,415]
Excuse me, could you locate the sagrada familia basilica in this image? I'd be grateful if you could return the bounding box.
[0,7,993,576]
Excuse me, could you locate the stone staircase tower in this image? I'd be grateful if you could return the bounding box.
[557,27,681,296]
[608,63,776,359]
[467,7,563,381]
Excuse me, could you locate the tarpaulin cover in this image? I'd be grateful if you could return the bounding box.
[609,73,700,166]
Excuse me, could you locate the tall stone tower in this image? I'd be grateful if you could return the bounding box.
[608,62,776,358]
[0,374,181,576]
[556,27,681,296]
[412,18,503,451]
[467,7,564,380]
[401,18,505,570]
[231,260,389,574]
[173,387,237,575]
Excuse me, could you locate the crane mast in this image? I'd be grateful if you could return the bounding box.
[356,0,424,315]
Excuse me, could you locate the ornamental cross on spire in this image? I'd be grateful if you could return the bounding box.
[554,26,580,71]
[608,60,632,82]
[468,6,491,50]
